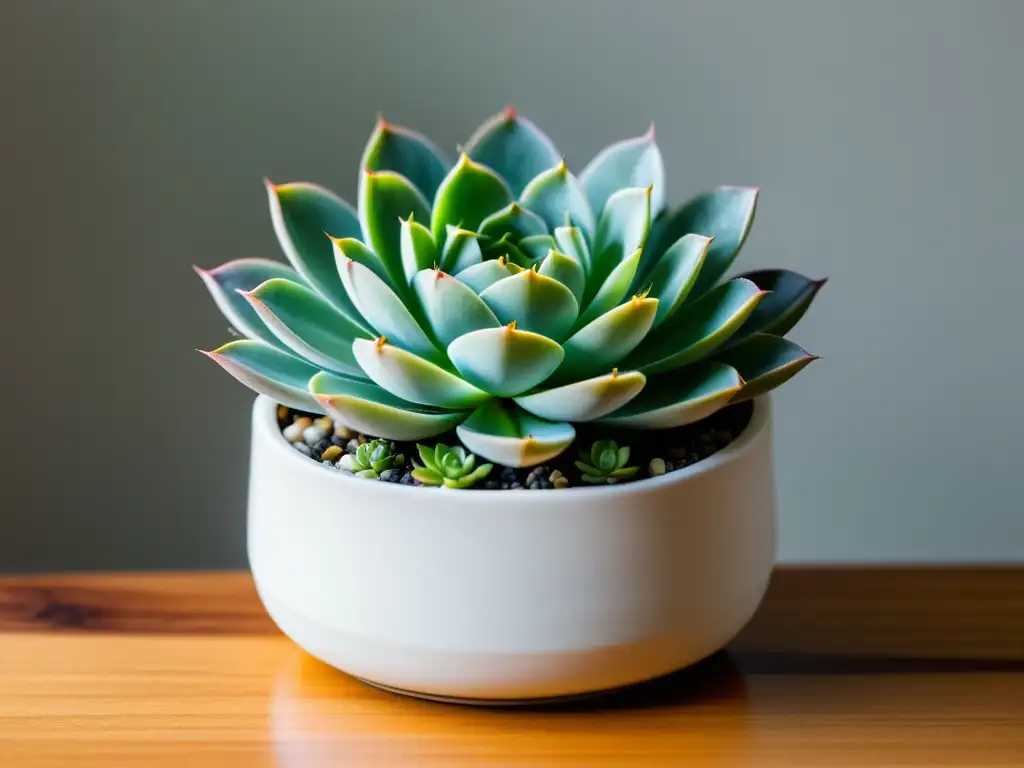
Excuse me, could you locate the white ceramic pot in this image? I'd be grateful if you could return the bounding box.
[248,395,776,703]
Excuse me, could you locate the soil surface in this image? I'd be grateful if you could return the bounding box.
[277,402,753,490]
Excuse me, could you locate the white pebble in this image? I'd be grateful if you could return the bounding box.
[282,422,305,442]
[302,425,329,445]
[649,458,666,477]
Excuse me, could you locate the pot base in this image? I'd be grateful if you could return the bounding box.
[351,674,608,707]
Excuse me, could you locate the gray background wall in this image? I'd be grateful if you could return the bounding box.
[1,0,1021,571]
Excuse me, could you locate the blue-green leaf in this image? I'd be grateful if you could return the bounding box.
[729,269,827,343]
[625,278,766,374]
[330,237,393,291]
[641,234,711,328]
[557,296,658,380]
[452,258,518,294]
[360,117,451,200]
[478,202,548,242]
[440,226,483,274]
[515,370,646,422]
[448,324,564,397]
[400,216,439,286]
[242,278,371,377]
[412,268,500,348]
[352,338,490,409]
[266,180,365,322]
[538,249,586,303]
[576,248,643,328]
[714,333,818,402]
[462,107,561,197]
[337,256,443,364]
[587,187,651,304]
[554,225,592,275]
[201,339,323,412]
[517,234,558,264]
[194,258,302,350]
[478,268,579,341]
[519,161,595,241]
[481,234,534,268]
[600,362,743,429]
[641,186,758,297]
[310,371,466,440]
[358,170,431,293]
[431,154,513,243]
[579,126,665,219]
[456,400,575,468]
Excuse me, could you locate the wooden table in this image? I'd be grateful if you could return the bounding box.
[1,569,1022,766]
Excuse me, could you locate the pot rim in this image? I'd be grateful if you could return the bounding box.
[253,394,770,499]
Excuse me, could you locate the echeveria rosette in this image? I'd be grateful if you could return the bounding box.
[197,108,823,469]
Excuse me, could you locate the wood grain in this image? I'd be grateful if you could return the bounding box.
[0,569,1022,767]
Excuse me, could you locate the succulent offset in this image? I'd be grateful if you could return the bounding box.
[576,440,639,484]
[412,444,493,489]
[198,108,823,469]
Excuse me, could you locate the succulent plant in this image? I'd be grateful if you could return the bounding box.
[575,440,639,484]
[338,439,404,478]
[412,444,493,489]
[198,108,823,469]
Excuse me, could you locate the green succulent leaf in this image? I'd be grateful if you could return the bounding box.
[400,216,439,286]
[579,127,665,220]
[266,181,366,323]
[715,333,818,403]
[576,247,643,328]
[537,249,586,304]
[358,170,431,292]
[625,278,765,374]
[360,118,450,201]
[194,258,304,350]
[310,371,465,441]
[477,268,579,341]
[412,268,500,348]
[519,161,596,241]
[431,154,513,243]
[447,324,564,397]
[729,269,827,342]
[641,186,758,297]
[600,361,744,428]
[201,340,323,412]
[330,236,393,291]
[440,226,483,274]
[443,463,494,489]
[338,256,443,364]
[642,234,712,328]
[452,258,518,294]
[587,187,652,304]
[462,108,561,197]
[352,338,490,409]
[514,370,646,422]
[456,400,576,468]
[411,466,443,485]
[517,234,558,264]
[481,234,534,269]
[557,296,659,380]
[478,202,548,242]
[242,278,371,378]
[553,225,592,275]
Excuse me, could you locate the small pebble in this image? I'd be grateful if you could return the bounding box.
[330,435,347,447]
[509,482,524,490]
[302,425,328,445]
[379,469,397,482]
[321,459,336,468]
[334,424,354,439]
[291,442,314,458]
[282,418,312,442]
[553,476,569,489]
[400,472,416,485]
[277,405,290,422]
[322,445,343,462]
[527,480,540,490]
[313,416,333,432]
[549,469,564,483]
[484,480,501,490]
[357,434,368,444]
[311,438,332,457]
[649,458,666,477]
[346,438,361,454]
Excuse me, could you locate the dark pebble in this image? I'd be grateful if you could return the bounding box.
[500,467,517,482]
[484,480,501,490]
[509,482,524,490]
[379,469,397,482]
[312,438,332,457]
[292,442,314,458]
[400,472,416,486]
[330,435,347,447]
[527,480,540,490]
[346,438,361,454]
